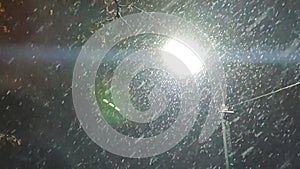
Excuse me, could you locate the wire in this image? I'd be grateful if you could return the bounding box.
[231,81,300,107]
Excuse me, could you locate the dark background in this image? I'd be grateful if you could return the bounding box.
[0,0,299,168]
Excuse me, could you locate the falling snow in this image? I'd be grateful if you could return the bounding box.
[0,0,299,168]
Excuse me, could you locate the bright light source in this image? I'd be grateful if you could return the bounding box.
[163,39,204,75]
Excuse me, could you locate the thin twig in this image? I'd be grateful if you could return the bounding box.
[113,0,121,18]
